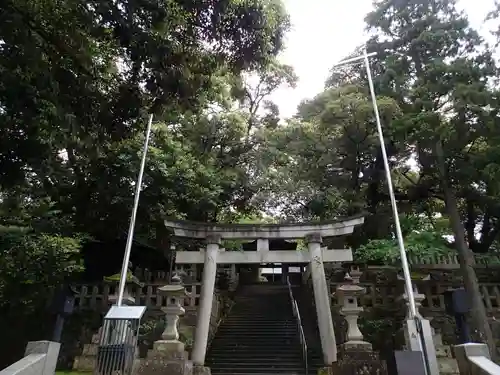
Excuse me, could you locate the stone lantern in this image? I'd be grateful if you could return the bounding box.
[336,266,371,349]
[137,274,195,375]
[154,274,191,356]
[332,267,387,375]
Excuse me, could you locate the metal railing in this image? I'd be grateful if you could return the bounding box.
[287,276,308,375]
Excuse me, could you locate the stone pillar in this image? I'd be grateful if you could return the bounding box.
[229,264,238,291]
[302,264,311,285]
[306,233,336,364]
[281,264,288,284]
[192,235,220,366]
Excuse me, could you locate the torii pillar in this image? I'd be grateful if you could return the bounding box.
[307,233,337,363]
[192,234,220,365]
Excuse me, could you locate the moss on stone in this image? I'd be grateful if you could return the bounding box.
[103,271,139,284]
[317,367,332,375]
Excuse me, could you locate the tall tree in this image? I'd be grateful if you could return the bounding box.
[254,84,402,236]
[363,0,499,354]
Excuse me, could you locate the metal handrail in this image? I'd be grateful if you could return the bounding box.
[287,276,308,375]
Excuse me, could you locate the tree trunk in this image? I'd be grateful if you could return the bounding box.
[435,141,497,358]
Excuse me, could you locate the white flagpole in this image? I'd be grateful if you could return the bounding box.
[116,114,154,307]
[333,48,431,374]
[361,47,418,318]
[332,48,418,318]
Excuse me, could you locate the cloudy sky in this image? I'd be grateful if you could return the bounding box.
[270,0,498,119]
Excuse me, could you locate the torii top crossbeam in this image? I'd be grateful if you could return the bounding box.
[164,214,365,240]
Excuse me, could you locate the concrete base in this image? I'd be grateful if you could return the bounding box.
[137,340,195,375]
[341,340,372,351]
[404,319,440,375]
[151,340,186,359]
[433,333,459,374]
[73,354,96,372]
[330,342,387,375]
[137,357,193,375]
[193,365,211,375]
[317,366,334,375]
[438,357,460,374]
[73,331,101,371]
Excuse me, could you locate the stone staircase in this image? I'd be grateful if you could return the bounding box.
[205,283,322,375]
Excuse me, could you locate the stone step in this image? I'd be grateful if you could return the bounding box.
[216,334,298,340]
[208,346,302,351]
[221,321,296,326]
[207,354,307,361]
[223,315,294,318]
[211,333,298,338]
[210,363,304,369]
[218,322,296,326]
[208,347,303,353]
[231,305,290,309]
[222,317,294,322]
[209,343,302,349]
[211,373,308,375]
[206,285,322,375]
[208,344,300,350]
[210,367,305,374]
[229,309,292,314]
[219,321,296,326]
[212,333,298,337]
[211,374,315,375]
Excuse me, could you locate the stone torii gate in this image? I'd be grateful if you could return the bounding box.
[165,215,364,366]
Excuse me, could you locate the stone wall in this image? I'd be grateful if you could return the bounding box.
[325,263,500,346]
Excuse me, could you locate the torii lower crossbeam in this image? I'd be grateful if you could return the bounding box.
[175,248,352,264]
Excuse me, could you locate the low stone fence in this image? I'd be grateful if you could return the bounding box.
[454,343,500,374]
[0,341,60,375]
[329,281,500,315]
[74,282,202,311]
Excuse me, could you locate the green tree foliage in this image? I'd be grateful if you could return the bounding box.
[255,84,402,241]
[0,0,291,237]
[355,214,453,264]
[0,227,84,310]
